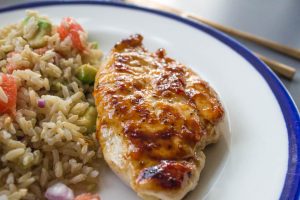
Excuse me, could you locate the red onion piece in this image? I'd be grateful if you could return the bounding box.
[37,99,45,108]
[45,182,74,200]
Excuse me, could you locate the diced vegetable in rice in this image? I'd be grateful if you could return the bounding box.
[0,74,17,115]
[45,182,74,200]
[0,10,102,200]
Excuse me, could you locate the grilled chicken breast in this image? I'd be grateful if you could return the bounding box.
[94,34,224,200]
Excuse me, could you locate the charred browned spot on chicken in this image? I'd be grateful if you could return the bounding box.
[94,34,224,200]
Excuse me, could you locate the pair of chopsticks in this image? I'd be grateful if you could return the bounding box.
[125,0,297,80]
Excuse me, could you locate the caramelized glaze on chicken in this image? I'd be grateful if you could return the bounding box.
[94,34,224,200]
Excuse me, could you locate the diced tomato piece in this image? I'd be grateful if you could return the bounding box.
[57,17,85,51]
[0,74,17,115]
[66,17,83,32]
[70,30,85,51]
[74,193,100,200]
[57,22,69,40]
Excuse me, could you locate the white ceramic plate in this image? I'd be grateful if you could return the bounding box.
[0,1,299,200]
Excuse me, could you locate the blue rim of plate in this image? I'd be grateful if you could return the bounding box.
[0,0,299,199]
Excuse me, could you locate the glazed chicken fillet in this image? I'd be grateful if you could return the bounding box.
[94,34,224,200]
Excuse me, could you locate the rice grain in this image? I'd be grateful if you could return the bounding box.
[4,148,25,161]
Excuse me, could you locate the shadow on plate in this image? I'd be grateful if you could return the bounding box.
[185,115,231,200]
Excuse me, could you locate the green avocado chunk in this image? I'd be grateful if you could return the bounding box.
[79,106,97,134]
[90,42,99,49]
[23,16,31,25]
[75,64,98,85]
[28,19,52,48]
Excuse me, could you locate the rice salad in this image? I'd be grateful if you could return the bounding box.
[0,11,103,200]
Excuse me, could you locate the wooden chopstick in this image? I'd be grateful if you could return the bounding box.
[188,14,300,61]
[255,53,296,79]
[126,0,297,79]
[126,0,300,61]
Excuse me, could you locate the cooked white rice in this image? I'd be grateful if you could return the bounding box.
[0,11,102,200]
